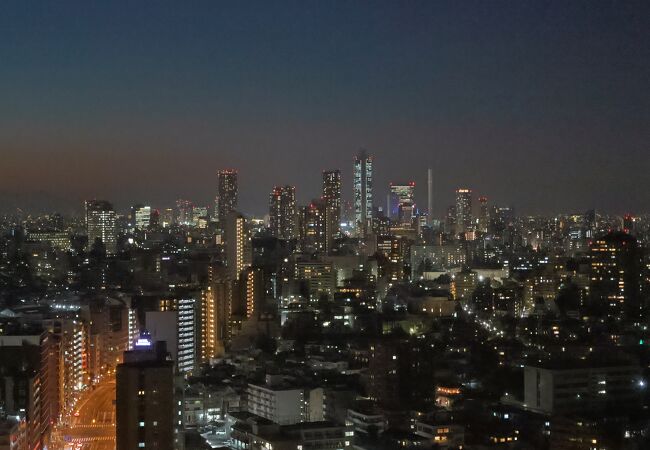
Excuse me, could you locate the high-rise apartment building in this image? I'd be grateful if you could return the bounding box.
[216,169,238,225]
[201,265,234,360]
[455,189,472,235]
[236,266,265,319]
[225,212,252,280]
[300,200,327,254]
[85,200,117,255]
[42,317,89,412]
[269,185,297,240]
[116,336,175,450]
[175,297,196,374]
[322,170,341,253]
[353,150,373,237]
[146,296,196,374]
[85,298,131,380]
[590,231,642,315]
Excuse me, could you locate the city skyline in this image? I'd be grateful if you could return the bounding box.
[0,156,643,219]
[2,1,650,215]
[4,3,650,450]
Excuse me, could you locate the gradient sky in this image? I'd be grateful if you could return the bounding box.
[1,1,649,216]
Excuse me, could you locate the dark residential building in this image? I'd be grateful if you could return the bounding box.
[589,231,642,316]
[0,329,58,450]
[522,359,642,415]
[322,170,342,254]
[364,338,435,410]
[116,336,175,450]
[230,412,352,450]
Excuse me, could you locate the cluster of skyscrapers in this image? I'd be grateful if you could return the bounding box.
[2,148,650,450]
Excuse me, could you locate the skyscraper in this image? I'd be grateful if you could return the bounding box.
[175,199,193,225]
[225,212,252,280]
[269,185,297,240]
[116,335,175,450]
[202,265,233,360]
[353,150,373,237]
[389,182,415,226]
[322,170,341,253]
[446,205,457,235]
[236,266,265,319]
[85,200,117,255]
[191,205,208,227]
[216,169,238,225]
[455,188,472,235]
[132,204,152,231]
[301,199,327,254]
[623,214,636,235]
[478,196,489,233]
[160,208,174,227]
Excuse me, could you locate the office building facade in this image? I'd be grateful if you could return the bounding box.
[85,200,117,255]
[389,182,415,226]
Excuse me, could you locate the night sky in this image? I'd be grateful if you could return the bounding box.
[1,1,649,216]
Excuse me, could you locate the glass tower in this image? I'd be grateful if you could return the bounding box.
[353,150,373,237]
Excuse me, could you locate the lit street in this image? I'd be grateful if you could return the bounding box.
[60,378,116,450]
[3,3,650,449]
